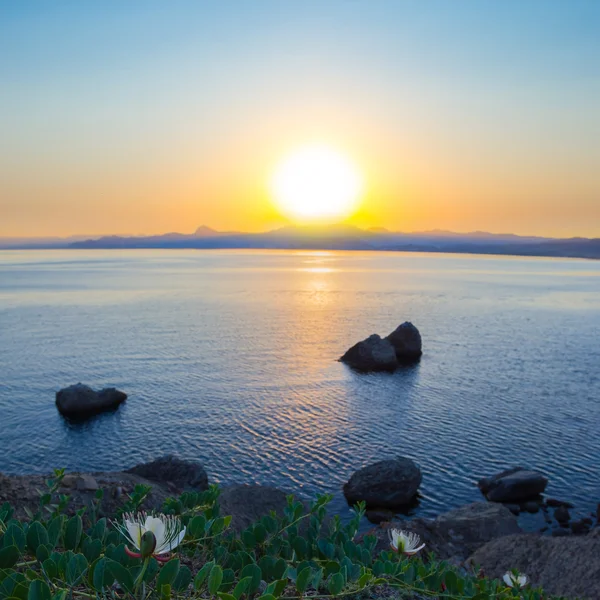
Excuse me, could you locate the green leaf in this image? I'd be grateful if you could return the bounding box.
[106,559,134,593]
[208,565,223,596]
[296,567,312,594]
[292,536,307,559]
[264,579,287,598]
[160,584,171,600]
[66,554,88,586]
[217,594,235,600]
[35,545,51,563]
[240,564,261,595]
[26,522,49,554]
[3,525,25,553]
[46,516,64,548]
[0,573,29,600]
[0,546,19,569]
[27,580,51,600]
[42,559,58,581]
[92,557,111,591]
[91,518,107,541]
[50,592,66,600]
[157,559,180,590]
[210,517,227,535]
[172,565,192,592]
[232,576,251,600]
[82,538,102,563]
[241,530,256,549]
[188,515,206,538]
[272,558,287,580]
[357,572,370,589]
[64,516,82,551]
[312,567,323,591]
[253,523,267,544]
[317,539,335,560]
[194,561,214,590]
[327,572,345,596]
[257,596,276,600]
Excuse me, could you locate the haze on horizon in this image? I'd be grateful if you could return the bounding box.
[1,1,599,239]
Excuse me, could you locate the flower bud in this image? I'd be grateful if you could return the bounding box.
[140,530,157,558]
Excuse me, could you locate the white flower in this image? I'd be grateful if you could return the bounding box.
[503,572,528,588]
[388,529,425,555]
[115,512,186,560]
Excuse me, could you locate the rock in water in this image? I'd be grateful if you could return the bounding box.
[385,322,422,362]
[55,383,127,418]
[340,334,398,371]
[126,455,208,491]
[478,467,548,502]
[343,457,422,508]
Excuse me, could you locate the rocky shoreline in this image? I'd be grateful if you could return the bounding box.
[1,455,599,599]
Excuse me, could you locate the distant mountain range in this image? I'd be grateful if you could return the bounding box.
[1,225,599,259]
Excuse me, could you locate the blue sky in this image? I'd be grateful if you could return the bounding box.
[1,0,599,236]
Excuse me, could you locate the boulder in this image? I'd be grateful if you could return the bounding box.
[365,508,396,524]
[478,467,548,502]
[385,322,422,362]
[218,485,290,531]
[343,457,422,509]
[55,383,127,418]
[126,455,208,491]
[467,533,600,599]
[340,334,398,371]
[363,502,521,562]
[554,505,570,525]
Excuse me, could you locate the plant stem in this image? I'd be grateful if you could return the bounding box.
[134,557,151,599]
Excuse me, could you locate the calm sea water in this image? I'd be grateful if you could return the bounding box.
[0,249,599,524]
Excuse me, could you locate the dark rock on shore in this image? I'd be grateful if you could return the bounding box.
[570,518,592,535]
[385,322,422,362]
[468,533,600,599]
[365,508,396,524]
[478,467,548,502]
[55,383,127,418]
[0,469,171,519]
[523,500,541,513]
[218,485,290,531]
[126,455,208,491]
[343,457,422,509]
[340,334,398,371]
[364,502,521,562]
[554,505,571,525]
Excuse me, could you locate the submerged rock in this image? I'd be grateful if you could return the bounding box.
[55,383,127,418]
[343,457,422,508]
[340,334,398,371]
[478,467,548,502]
[126,455,208,491]
[385,322,422,362]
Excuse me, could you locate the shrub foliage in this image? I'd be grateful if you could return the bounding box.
[0,469,555,600]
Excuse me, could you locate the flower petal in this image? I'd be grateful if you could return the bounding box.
[156,525,186,554]
[126,520,144,550]
[144,516,166,550]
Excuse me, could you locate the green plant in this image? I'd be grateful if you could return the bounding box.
[0,479,556,600]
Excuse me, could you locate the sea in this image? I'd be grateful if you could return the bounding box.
[0,249,598,526]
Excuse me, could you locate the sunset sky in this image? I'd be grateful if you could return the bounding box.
[1,1,599,238]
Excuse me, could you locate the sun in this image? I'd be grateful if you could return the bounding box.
[270,144,363,223]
